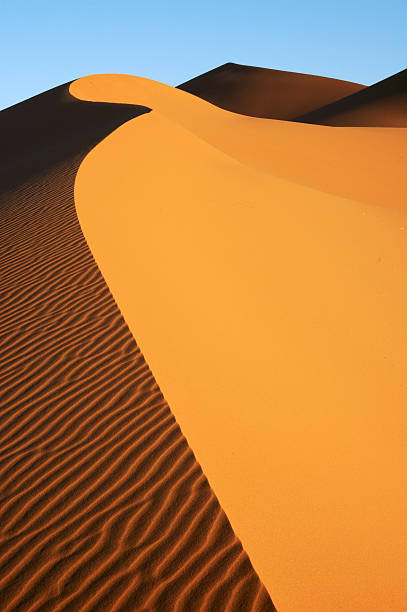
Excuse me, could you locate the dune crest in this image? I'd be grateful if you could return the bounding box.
[71,74,407,611]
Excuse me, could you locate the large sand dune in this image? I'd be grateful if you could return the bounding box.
[0,85,274,610]
[71,73,407,611]
[178,62,365,119]
[2,64,406,611]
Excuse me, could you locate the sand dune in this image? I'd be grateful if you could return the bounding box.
[71,73,407,611]
[295,67,407,126]
[0,86,274,610]
[178,62,365,119]
[3,64,407,611]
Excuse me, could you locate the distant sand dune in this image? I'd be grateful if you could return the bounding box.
[178,62,365,119]
[0,86,274,611]
[295,67,407,126]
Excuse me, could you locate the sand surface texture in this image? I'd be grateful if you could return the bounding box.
[71,72,407,612]
[0,85,275,611]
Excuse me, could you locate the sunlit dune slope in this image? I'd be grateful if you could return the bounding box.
[71,74,407,612]
[0,85,274,611]
[296,67,407,126]
[177,62,365,119]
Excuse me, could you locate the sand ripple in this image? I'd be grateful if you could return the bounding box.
[0,87,274,611]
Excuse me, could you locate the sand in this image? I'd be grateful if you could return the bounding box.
[71,73,407,611]
[0,85,274,611]
[178,62,365,119]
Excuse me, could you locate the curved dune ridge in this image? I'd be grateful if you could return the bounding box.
[178,62,365,119]
[295,67,407,126]
[72,74,407,211]
[0,86,275,611]
[71,73,407,611]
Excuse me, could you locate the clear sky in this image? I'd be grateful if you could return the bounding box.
[1,0,406,110]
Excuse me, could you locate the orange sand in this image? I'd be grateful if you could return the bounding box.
[71,74,407,611]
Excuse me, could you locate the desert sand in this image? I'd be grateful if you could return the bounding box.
[70,72,407,611]
[0,85,274,610]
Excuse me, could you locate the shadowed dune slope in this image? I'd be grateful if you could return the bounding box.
[72,74,407,612]
[295,67,407,126]
[0,87,275,611]
[177,62,365,119]
[0,84,148,193]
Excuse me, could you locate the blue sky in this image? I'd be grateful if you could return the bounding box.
[1,0,406,110]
